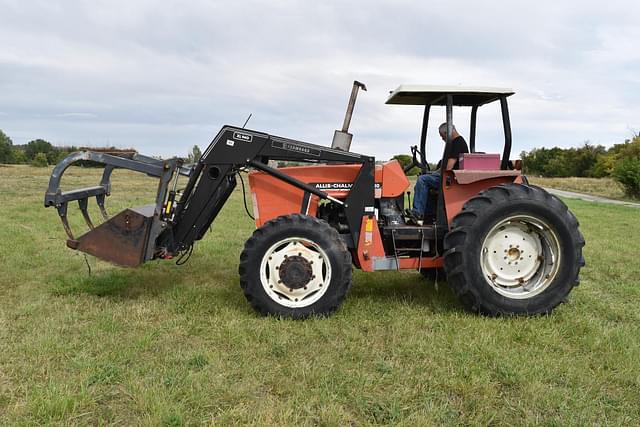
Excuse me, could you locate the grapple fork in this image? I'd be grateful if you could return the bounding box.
[44,151,188,266]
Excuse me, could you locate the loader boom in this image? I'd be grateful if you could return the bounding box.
[45,126,375,266]
[163,126,375,254]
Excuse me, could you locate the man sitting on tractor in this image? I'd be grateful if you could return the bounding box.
[411,123,469,221]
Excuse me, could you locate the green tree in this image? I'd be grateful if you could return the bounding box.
[573,143,606,177]
[542,151,572,177]
[12,149,27,164]
[31,152,49,167]
[25,139,54,162]
[392,154,420,175]
[521,143,606,178]
[521,147,562,176]
[392,154,412,169]
[187,145,202,163]
[0,130,13,163]
[592,154,615,178]
[608,136,640,198]
[593,136,640,178]
[613,157,640,198]
[614,136,640,157]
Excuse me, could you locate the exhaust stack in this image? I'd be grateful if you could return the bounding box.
[331,80,366,151]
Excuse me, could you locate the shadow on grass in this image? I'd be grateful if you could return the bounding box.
[48,265,463,316]
[50,268,183,299]
[348,271,463,314]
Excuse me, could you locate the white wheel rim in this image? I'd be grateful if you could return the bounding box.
[259,237,332,308]
[480,215,561,299]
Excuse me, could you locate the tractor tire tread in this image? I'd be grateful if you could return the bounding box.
[443,183,584,316]
[238,214,352,318]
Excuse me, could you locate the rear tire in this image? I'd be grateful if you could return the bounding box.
[239,214,352,318]
[443,184,585,316]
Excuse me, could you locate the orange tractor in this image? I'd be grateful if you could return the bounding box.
[45,82,585,318]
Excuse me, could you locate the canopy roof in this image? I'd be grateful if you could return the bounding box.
[385,85,514,107]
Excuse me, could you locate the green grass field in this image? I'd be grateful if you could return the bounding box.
[1,165,639,425]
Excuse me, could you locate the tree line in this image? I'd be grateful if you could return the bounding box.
[0,130,85,167]
[3,128,639,198]
[0,129,205,167]
[519,136,640,197]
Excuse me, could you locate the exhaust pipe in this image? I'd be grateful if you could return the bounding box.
[331,80,366,151]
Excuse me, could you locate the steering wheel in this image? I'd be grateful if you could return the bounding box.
[403,145,430,174]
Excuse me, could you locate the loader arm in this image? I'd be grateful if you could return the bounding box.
[45,126,375,267]
[162,126,375,253]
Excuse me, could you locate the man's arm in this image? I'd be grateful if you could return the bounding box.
[445,157,457,171]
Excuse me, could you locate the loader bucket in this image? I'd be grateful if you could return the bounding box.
[44,151,189,266]
[67,205,155,267]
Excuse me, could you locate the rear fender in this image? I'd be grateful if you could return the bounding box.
[442,170,522,225]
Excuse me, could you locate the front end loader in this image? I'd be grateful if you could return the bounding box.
[45,82,585,318]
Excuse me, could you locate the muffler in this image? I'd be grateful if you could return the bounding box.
[331,80,366,152]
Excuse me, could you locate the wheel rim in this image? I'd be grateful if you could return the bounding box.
[480,215,561,299]
[259,237,332,308]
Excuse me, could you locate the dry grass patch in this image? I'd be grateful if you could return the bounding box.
[528,176,631,201]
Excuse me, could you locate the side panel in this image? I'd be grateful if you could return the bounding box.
[248,160,408,227]
[248,171,319,227]
[252,164,363,195]
[381,160,410,197]
[248,164,361,227]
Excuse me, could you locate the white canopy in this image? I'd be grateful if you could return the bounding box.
[386,85,514,106]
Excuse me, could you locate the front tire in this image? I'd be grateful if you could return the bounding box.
[239,214,352,318]
[443,184,585,316]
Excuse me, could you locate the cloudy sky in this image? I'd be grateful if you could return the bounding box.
[1,0,638,161]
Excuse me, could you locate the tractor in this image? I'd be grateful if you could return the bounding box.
[45,82,585,318]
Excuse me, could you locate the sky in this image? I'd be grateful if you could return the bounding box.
[1,0,638,162]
